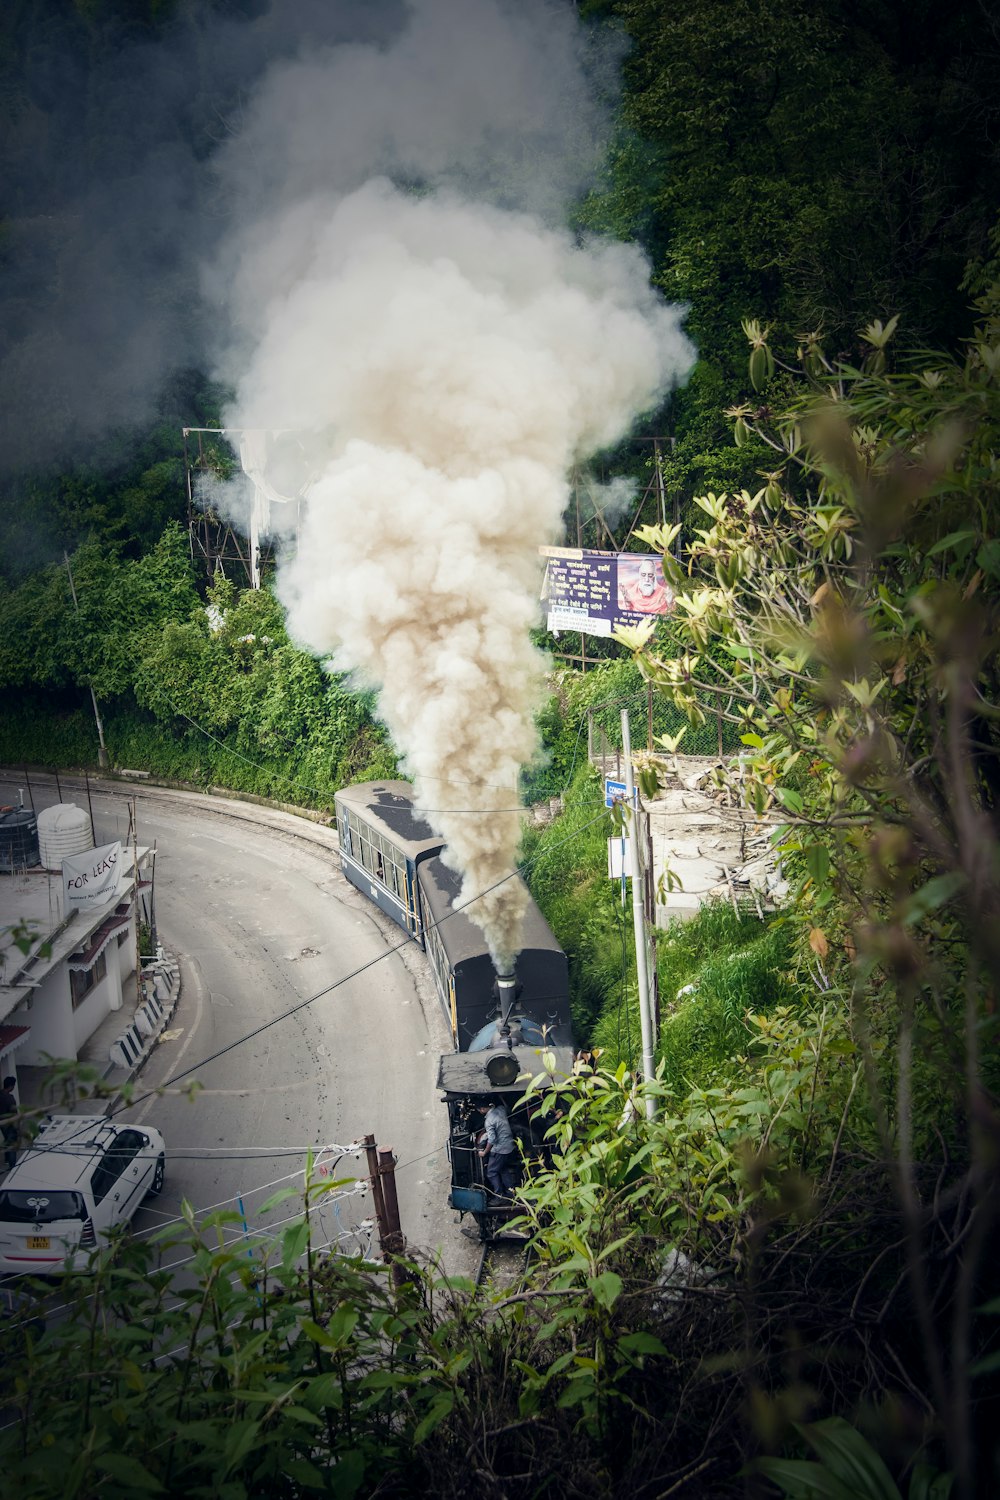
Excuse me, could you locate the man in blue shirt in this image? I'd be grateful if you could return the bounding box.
[479,1100,518,1196]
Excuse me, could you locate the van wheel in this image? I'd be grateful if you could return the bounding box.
[149,1156,165,1196]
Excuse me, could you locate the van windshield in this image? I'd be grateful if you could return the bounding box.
[0,1190,87,1223]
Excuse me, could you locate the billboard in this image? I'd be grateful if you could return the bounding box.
[541,547,675,639]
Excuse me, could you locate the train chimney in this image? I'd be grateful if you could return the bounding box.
[495,969,517,1029]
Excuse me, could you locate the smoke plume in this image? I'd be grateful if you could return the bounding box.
[211,0,694,966]
[0,2,404,483]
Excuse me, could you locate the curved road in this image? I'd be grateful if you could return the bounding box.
[2,774,469,1272]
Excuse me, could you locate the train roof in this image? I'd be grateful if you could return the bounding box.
[334,781,445,859]
[437,1044,578,1097]
[417,855,564,967]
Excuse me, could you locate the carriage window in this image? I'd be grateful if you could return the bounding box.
[378,836,403,896]
[425,918,447,986]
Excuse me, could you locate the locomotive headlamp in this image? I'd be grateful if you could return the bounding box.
[485,1054,520,1087]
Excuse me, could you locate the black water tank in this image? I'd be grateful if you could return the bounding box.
[0,809,40,871]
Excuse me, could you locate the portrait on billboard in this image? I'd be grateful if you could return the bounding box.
[616,556,674,615]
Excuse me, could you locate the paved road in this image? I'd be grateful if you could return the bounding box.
[2,773,470,1275]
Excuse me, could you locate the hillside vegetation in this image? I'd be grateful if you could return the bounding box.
[2,0,999,1495]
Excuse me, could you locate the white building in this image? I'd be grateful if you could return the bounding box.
[0,843,153,1087]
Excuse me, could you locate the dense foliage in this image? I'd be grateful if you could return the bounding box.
[568,0,1000,547]
[0,529,397,801]
[0,1033,961,1500]
[611,265,1000,1493]
[3,3,999,1495]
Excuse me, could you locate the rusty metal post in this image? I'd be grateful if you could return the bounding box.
[363,1133,389,1251]
[364,1136,407,1289]
[378,1146,408,1289]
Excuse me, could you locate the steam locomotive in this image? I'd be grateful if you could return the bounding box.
[333,781,575,1239]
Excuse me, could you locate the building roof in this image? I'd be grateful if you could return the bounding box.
[67,903,132,971]
[334,781,445,859]
[0,1024,30,1056]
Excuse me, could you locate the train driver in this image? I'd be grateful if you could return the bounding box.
[479,1100,519,1196]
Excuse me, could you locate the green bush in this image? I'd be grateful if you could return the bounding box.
[524,654,741,805]
[0,694,99,766]
[656,904,793,1089]
[521,766,626,1038]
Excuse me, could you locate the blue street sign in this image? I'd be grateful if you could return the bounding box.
[605,779,639,809]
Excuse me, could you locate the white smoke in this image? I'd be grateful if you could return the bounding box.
[586,474,640,527]
[211,0,694,967]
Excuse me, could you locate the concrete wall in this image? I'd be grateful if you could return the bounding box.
[17,966,75,1064]
[115,913,136,985]
[15,944,125,1065]
[72,957,123,1055]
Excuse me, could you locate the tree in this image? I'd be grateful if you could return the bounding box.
[615,265,1000,1496]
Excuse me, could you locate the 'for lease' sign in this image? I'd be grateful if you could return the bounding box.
[62,841,124,912]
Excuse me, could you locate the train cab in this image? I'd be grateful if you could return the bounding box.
[438,1044,576,1242]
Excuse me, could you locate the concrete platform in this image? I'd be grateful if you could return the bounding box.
[599,753,783,925]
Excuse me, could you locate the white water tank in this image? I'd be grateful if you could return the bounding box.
[37,803,94,870]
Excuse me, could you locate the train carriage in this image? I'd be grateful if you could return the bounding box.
[334,780,444,939]
[334,780,576,1243]
[416,854,571,1050]
[333,781,573,1051]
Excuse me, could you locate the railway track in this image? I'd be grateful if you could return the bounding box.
[7,770,341,855]
[474,1236,529,1293]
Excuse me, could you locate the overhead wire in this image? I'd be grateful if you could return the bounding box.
[116,803,613,1119]
[20,1156,373,1325]
[9,660,659,1178]
[124,636,655,811]
[12,796,613,1172]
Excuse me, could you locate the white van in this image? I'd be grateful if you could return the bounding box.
[0,1115,166,1274]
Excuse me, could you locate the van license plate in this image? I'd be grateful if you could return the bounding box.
[26,1236,50,1250]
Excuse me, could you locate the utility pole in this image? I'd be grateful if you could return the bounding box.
[129,796,144,1005]
[63,552,109,769]
[644,815,660,1035]
[621,710,657,1119]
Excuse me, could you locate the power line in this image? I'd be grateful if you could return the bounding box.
[16,803,613,1166]
[120,807,612,1118]
[167,683,650,812]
